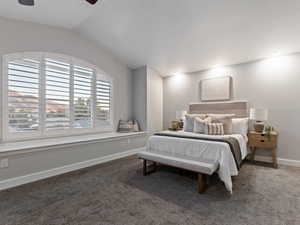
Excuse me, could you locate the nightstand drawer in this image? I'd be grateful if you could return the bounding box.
[249,134,277,148]
[248,131,278,168]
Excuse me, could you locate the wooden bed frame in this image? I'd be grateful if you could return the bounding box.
[139,100,248,193]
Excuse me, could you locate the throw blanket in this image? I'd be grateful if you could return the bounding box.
[154,132,242,170]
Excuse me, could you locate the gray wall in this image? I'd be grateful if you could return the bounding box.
[132,66,147,131]
[147,67,163,133]
[132,66,163,133]
[163,53,300,161]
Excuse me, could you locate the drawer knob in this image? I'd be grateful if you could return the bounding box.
[260,140,265,142]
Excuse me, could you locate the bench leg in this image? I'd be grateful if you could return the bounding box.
[153,162,157,172]
[143,159,157,176]
[198,173,206,193]
[143,159,147,176]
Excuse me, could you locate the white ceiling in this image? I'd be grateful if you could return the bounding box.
[1,0,300,76]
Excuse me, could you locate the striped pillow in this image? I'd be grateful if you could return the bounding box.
[205,123,224,135]
[208,114,235,134]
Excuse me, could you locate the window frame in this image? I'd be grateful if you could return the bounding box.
[2,52,114,142]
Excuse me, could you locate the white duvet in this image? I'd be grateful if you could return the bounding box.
[146,131,248,193]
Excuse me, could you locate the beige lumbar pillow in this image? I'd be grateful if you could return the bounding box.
[205,122,224,135]
[208,114,235,135]
[193,117,212,133]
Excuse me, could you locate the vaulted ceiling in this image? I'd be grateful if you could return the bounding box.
[1,0,300,76]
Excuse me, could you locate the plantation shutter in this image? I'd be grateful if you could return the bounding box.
[73,65,93,128]
[45,58,71,130]
[3,52,114,141]
[7,58,40,133]
[95,76,112,123]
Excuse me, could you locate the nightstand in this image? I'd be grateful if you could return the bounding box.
[248,131,278,168]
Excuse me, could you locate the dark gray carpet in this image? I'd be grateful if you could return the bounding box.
[1,156,300,225]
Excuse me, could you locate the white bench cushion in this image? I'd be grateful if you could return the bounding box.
[137,151,218,175]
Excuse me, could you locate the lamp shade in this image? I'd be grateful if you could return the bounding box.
[176,110,187,120]
[249,108,268,121]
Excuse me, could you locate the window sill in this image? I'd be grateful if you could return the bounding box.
[0,132,148,156]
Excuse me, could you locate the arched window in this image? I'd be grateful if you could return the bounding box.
[2,52,113,141]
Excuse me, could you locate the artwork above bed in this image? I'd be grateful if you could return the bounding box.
[200,76,232,101]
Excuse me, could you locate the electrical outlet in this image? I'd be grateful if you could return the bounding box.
[127,138,131,144]
[0,158,9,168]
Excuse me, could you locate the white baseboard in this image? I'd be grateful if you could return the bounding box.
[0,147,145,191]
[254,155,300,167]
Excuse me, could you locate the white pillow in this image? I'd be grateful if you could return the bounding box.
[232,118,249,137]
[193,117,212,133]
[183,114,206,132]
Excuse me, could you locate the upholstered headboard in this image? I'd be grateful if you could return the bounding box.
[189,101,248,118]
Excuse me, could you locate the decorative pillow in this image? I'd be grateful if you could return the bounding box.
[193,117,212,133]
[208,114,235,135]
[183,114,207,132]
[232,118,249,137]
[205,122,224,135]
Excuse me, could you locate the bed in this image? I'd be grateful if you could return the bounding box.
[137,101,249,194]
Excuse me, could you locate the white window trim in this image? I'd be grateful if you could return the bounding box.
[2,52,114,142]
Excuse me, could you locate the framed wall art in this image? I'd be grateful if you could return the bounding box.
[200,76,232,101]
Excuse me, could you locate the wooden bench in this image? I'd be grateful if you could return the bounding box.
[137,151,218,193]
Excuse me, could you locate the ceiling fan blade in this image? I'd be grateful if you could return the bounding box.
[86,0,98,5]
[18,0,34,6]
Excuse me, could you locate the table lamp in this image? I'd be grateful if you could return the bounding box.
[176,110,187,129]
[250,108,268,133]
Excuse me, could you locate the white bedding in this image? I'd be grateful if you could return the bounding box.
[146,131,248,193]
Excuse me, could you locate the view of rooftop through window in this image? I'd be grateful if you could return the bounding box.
[8,58,40,133]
